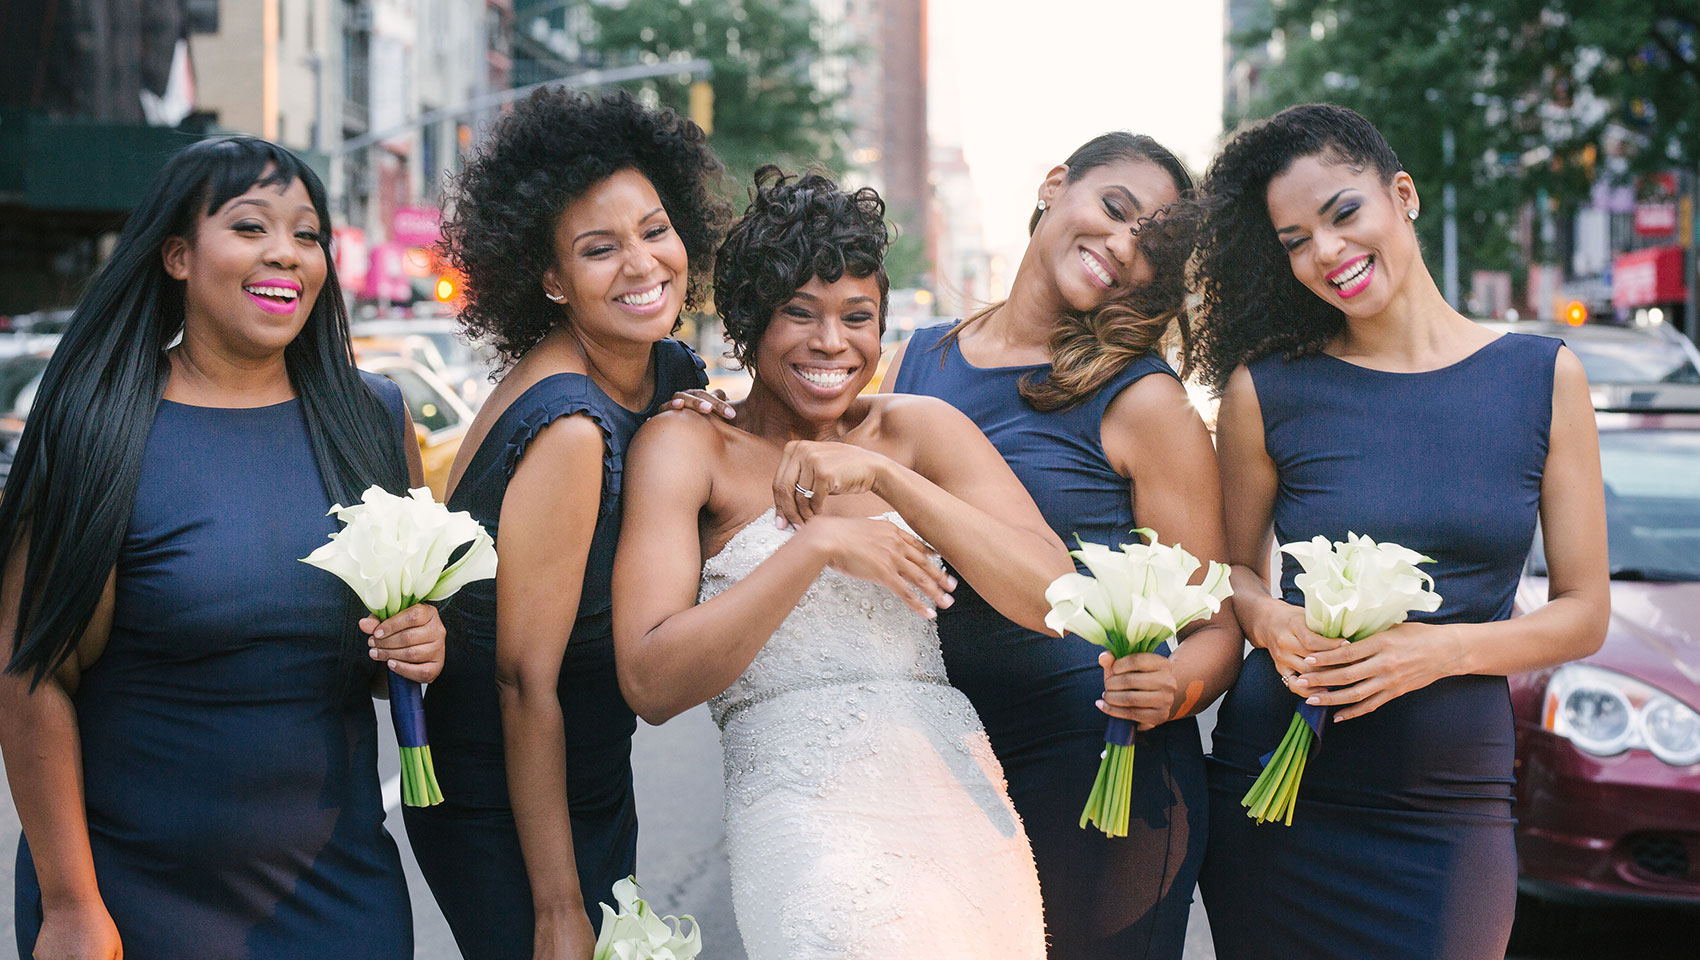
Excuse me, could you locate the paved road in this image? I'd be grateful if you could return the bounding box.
[5,700,1697,958]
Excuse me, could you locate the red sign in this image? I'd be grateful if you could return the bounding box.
[1634,203,1677,237]
[1612,245,1687,309]
[332,226,368,291]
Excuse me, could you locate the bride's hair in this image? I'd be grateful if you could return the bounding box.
[714,165,891,368]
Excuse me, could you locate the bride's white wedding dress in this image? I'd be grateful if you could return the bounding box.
[700,509,1047,959]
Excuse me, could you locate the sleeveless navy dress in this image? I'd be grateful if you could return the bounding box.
[893,322,1205,960]
[1199,334,1561,960]
[14,374,414,960]
[403,339,705,959]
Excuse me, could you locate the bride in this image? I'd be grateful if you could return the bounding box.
[612,168,1070,959]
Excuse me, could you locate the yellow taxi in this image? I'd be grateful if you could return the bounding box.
[356,354,473,499]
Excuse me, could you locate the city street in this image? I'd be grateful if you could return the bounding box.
[4,698,1695,958]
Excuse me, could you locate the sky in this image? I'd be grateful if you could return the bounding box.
[928,0,1225,292]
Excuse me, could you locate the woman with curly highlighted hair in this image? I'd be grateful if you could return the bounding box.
[611,167,1068,958]
[399,88,725,960]
[1190,103,1608,959]
[883,133,1242,959]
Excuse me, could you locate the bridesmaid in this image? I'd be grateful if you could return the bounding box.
[1189,103,1609,959]
[400,89,724,960]
[0,136,442,960]
[884,132,1243,959]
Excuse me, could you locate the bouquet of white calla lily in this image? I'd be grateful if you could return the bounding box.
[1043,529,1233,837]
[1242,532,1442,825]
[592,876,703,960]
[302,485,498,807]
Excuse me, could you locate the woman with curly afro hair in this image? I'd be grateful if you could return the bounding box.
[881,133,1242,960]
[1189,103,1608,959]
[612,167,1071,957]
[399,87,727,960]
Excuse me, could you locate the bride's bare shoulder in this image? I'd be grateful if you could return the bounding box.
[861,393,975,441]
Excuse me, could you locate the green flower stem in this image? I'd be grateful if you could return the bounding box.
[1241,711,1315,825]
[1077,629,1172,839]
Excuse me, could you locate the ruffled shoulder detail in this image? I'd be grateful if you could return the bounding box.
[500,374,623,517]
[654,337,710,396]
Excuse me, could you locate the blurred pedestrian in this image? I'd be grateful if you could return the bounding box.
[0,135,443,960]
[1187,102,1609,960]
[400,88,725,960]
[883,132,1242,959]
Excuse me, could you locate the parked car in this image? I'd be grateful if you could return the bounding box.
[1509,390,1700,915]
[359,354,474,499]
[1482,320,1700,388]
[351,318,497,407]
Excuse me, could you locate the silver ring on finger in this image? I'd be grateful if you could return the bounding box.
[794,483,815,500]
[1279,673,1292,686]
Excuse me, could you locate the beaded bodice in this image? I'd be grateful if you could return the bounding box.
[702,509,950,734]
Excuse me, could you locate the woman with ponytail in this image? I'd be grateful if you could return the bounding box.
[883,133,1242,959]
[0,136,443,960]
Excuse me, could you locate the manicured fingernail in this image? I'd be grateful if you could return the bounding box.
[389,659,400,669]
[923,608,936,619]
[724,408,736,418]
[938,595,953,608]
[370,649,383,659]
[1292,677,1308,687]
[368,638,376,647]
[1333,714,1344,723]
[1306,696,1321,705]
[374,629,386,639]
[1095,699,1107,712]
[1338,640,1350,647]
[945,576,958,590]
[1304,656,1316,663]
[774,516,786,529]
[699,401,711,411]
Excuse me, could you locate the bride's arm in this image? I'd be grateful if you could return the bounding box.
[774,396,1073,634]
[612,413,951,725]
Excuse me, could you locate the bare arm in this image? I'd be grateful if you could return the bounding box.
[492,415,603,959]
[1213,366,1342,688]
[614,413,948,724]
[0,536,123,960]
[1099,375,1244,728]
[1299,347,1610,719]
[774,396,1072,632]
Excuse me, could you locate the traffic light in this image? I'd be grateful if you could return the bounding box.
[435,276,456,302]
[689,81,714,136]
[1563,300,1587,326]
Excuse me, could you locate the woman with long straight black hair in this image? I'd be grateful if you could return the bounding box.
[0,136,445,960]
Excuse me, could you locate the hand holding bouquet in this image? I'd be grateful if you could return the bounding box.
[593,877,702,960]
[1241,532,1441,825]
[302,485,497,806]
[1045,529,1232,837]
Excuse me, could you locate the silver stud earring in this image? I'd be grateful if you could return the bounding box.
[1037,200,1047,212]
[544,290,565,303]
[1407,208,1419,222]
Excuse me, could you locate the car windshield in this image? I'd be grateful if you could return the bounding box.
[1567,336,1700,384]
[0,355,49,418]
[1533,429,1700,581]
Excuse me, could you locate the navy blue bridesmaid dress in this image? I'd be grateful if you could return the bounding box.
[402,339,705,960]
[892,322,1206,960]
[14,374,414,960]
[1199,333,1562,960]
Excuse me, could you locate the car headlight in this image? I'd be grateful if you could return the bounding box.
[1544,664,1700,766]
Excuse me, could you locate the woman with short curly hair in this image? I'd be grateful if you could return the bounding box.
[612,167,1069,957]
[882,133,1241,959]
[1189,103,1608,959]
[400,87,725,960]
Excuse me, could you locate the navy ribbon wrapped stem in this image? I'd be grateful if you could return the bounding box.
[1104,716,1137,747]
[1258,700,1329,768]
[388,671,428,749]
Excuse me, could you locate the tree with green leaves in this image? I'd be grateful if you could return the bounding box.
[1237,1,1700,274]
[588,0,852,188]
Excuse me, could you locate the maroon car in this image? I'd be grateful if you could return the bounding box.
[1510,397,1700,909]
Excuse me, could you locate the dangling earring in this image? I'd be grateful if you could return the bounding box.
[1406,208,1419,222]
[544,290,565,303]
[1037,200,1047,212]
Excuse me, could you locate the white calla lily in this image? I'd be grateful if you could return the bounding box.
[1280,532,1441,641]
[592,877,702,960]
[301,484,497,619]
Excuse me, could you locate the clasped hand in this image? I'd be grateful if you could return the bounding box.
[1257,600,1463,722]
[359,603,446,683]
